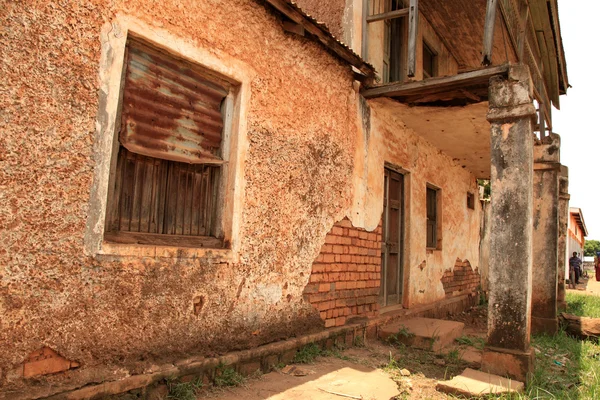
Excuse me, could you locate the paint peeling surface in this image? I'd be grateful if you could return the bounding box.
[1,0,486,396]
[0,0,356,395]
[358,99,483,308]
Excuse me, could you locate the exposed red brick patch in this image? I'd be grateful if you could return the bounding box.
[441,258,481,297]
[23,347,80,378]
[304,218,382,327]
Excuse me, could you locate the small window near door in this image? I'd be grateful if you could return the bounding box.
[467,192,475,210]
[423,42,437,79]
[426,187,439,249]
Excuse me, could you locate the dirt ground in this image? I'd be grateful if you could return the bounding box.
[202,307,489,400]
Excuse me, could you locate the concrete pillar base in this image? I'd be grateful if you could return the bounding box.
[481,346,535,382]
[558,301,567,311]
[531,316,558,335]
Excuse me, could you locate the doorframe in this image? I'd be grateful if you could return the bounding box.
[381,162,410,309]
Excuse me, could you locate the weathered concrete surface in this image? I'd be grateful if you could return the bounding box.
[391,101,492,178]
[436,368,524,397]
[0,0,360,395]
[479,200,491,292]
[355,98,483,309]
[482,64,536,382]
[531,134,561,335]
[557,166,570,310]
[379,318,464,352]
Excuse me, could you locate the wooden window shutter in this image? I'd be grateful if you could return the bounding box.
[119,40,228,164]
[426,188,437,247]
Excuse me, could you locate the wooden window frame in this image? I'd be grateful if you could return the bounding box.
[104,38,235,250]
[422,40,438,79]
[467,192,475,210]
[426,184,442,250]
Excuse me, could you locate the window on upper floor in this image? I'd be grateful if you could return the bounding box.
[104,38,232,248]
[422,41,437,79]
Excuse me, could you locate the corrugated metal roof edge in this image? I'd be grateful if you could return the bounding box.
[260,0,376,80]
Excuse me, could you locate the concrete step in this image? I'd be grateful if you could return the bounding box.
[436,368,524,397]
[379,317,464,352]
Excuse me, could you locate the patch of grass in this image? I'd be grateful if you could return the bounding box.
[566,292,600,318]
[292,343,323,364]
[456,335,485,350]
[445,349,462,364]
[322,348,358,362]
[214,364,245,387]
[353,334,365,348]
[387,326,415,347]
[167,378,203,400]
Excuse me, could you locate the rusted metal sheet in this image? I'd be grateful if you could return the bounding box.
[120,40,228,164]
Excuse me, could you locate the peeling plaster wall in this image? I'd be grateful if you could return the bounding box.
[357,98,482,308]
[0,0,359,393]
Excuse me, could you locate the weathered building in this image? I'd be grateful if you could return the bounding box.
[0,0,568,397]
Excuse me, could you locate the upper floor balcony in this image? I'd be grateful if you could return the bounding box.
[359,0,568,136]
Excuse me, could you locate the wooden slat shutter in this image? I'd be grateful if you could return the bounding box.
[120,40,228,164]
[426,187,437,248]
[107,148,219,237]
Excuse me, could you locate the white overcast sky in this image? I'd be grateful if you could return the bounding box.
[552,0,598,239]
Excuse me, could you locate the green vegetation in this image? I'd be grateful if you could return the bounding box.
[584,240,600,257]
[566,292,600,318]
[167,378,203,400]
[292,343,324,364]
[214,363,245,387]
[492,293,600,399]
[455,335,485,350]
[353,334,365,348]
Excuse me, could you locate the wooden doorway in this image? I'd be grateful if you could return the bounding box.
[380,167,405,307]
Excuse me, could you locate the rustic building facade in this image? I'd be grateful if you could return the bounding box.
[1,0,568,397]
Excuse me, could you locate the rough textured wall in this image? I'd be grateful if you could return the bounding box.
[0,0,358,395]
[303,218,381,327]
[295,0,347,41]
[360,98,482,308]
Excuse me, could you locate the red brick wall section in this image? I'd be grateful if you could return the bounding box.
[304,218,382,328]
[441,258,481,297]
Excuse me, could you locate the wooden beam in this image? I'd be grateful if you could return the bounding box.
[407,0,418,78]
[482,0,498,66]
[282,20,305,36]
[361,0,368,59]
[366,8,409,23]
[538,103,546,138]
[263,0,375,79]
[361,64,509,99]
[516,0,530,61]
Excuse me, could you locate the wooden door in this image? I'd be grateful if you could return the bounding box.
[381,168,404,306]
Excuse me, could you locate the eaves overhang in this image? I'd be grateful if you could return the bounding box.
[259,0,376,81]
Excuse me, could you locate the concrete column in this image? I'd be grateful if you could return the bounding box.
[531,134,561,335]
[557,166,570,310]
[481,64,536,382]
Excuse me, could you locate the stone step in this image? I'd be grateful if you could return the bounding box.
[436,368,525,397]
[379,317,464,352]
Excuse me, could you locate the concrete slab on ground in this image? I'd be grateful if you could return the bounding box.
[436,368,524,397]
[379,317,464,352]
[211,357,400,400]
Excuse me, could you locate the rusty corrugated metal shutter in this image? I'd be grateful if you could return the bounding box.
[119,40,228,164]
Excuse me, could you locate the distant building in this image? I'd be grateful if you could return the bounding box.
[567,207,588,273]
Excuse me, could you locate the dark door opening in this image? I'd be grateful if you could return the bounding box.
[380,167,405,306]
